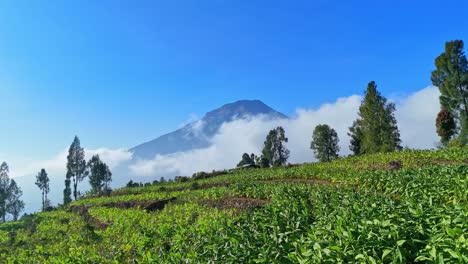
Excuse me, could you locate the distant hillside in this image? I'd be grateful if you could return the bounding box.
[130,100,287,160]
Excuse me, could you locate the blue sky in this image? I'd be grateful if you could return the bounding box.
[1,0,467,161]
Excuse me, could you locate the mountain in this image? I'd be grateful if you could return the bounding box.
[130,100,287,160]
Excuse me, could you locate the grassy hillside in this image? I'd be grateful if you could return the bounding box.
[1,148,467,263]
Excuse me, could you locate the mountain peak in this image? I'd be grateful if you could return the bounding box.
[204,99,287,121]
[130,100,287,159]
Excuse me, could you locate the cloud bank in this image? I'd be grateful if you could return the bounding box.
[10,148,132,178]
[9,86,440,181]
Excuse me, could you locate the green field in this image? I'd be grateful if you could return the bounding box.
[1,148,467,263]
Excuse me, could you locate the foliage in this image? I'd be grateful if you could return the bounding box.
[436,108,457,146]
[6,180,24,221]
[237,153,257,167]
[1,148,467,263]
[0,163,24,222]
[262,126,290,167]
[35,169,50,212]
[310,124,340,162]
[66,136,88,202]
[349,81,402,154]
[88,155,112,194]
[431,40,468,142]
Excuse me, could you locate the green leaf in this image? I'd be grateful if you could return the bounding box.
[382,249,392,260]
[396,240,406,247]
[355,254,365,260]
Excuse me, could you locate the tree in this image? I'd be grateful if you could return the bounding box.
[65,136,88,202]
[310,124,340,162]
[431,40,468,144]
[348,121,363,155]
[436,108,457,146]
[237,153,256,167]
[0,162,10,222]
[6,180,24,221]
[63,171,72,205]
[88,155,112,194]
[35,169,50,211]
[348,81,402,154]
[0,163,24,222]
[261,126,290,167]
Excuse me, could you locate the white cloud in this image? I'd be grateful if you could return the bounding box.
[395,86,440,149]
[129,87,441,178]
[9,148,132,178]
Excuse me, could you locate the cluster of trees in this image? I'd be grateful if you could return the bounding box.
[237,81,403,166]
[310,81,401,162]
[236,39,467,166]
[432,40,468,147]
[0,162,24,222]
[63,136,113,205]
[237,126,290,168]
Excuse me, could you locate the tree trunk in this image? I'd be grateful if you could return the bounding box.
[73,176,78,200]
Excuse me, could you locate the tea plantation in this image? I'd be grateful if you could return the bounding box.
[1,148,467,263]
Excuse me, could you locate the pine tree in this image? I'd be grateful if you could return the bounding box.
[431,40,468,144]
[348,81,402,154]
[261,126,290,167]
[35,169,50,211]
[310,124,340,162]
[66,136,88,201]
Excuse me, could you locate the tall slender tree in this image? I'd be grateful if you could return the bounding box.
[310,124,340,162]
[431,40,468,144]
[261,126,290,167]
[348,81,402,154]
[88,155,112,194]
[0,162,10,222]
[35,169,50,211]
[66,136,88,201]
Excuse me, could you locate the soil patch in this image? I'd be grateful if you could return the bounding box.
[99,197,177,211]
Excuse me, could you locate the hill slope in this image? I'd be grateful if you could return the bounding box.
[1,148,467,263]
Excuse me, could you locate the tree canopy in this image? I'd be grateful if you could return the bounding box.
[36,169,50,211]
[0,162,24,222]
[65,136,88,203]
[88,155,112,194]
[310,124,340,162]
[348,81,402,154]
[261,126,290,167]
[431,40,468,145]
